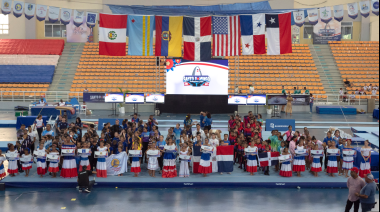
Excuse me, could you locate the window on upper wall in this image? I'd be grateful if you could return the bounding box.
[0,14,9,34]
[342,22,353,39]
[303,24,313,39]
[44,20,66,37]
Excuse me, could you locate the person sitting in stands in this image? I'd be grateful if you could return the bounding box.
[349,92,356,105]
[304,87,310,95]
[344,78,351,87]
[293,87,297,94]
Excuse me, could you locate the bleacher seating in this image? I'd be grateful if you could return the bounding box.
[330,41,379,97]
[0,65,56,83]
[0,39,64,55]
[0,55,60,66]
[227,44,324,95]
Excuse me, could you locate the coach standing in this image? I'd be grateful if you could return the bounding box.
[355,174,377,212]
[345,167,365,212]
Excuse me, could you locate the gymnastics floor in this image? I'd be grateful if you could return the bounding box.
[1,163,348,189]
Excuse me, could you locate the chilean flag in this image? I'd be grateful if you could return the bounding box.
[258,152,280,167]
[183,16,212,61]
[265,13,292,55]
[99,13,128,56]
[216,146,234,173]
[192,145,202,174]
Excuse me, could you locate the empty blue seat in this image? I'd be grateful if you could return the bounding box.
[0,65,55,83]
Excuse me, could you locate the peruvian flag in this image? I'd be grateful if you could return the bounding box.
[183,16,212,61]
[265,13,292,55]
[99,13,128,56]
[240,14,266,55]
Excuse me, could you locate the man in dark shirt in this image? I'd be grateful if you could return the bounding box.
[58,117,68,135]
[110,120,122,139]
[77,166,96,193]
[89,141,98,171]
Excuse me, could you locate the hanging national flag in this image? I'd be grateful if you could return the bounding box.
[12,1,23,18]
[183,16,212,61]
[372,0,379,16]
[73,10,85,27]
[307,9,319,25]
[360,1,371,18]
[1,0,11,15]
[127,15,155,56]
[24,3,35,20]
[293,10,305,27]
[36,5,47,21]
[240,14,266,55]
[333,5,344,22]
[347,3,359,19]
[99,13,128,56]
[48,6,60,23]
[320,6,332,23]
[265,13,292,55]
[258,152,280,167]
[212,16,241,57]
[216,146,234,173]
[192,145,202,174]
[60,8,72,25]
[86,12,97,28]
[155,16,183,57]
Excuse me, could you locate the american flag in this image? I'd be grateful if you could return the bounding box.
[212,16,241,57]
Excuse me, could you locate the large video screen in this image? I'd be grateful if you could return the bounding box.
[228,95,247,105]
[166,59,228,95]
[267,95,287,105]
[247,94,267,105]
[146,93,165,103]
[125,93,145,104]
[105,93,124,103]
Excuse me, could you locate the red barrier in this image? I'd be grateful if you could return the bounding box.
[0,39,65,55]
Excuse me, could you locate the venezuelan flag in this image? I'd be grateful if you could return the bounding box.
[127,15,155,56]
[155,16,183,57]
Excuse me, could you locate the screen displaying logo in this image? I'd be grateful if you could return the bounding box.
[183,66,210,87]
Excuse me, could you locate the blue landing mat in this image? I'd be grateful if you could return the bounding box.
[316,106,357,115]
[0,120,16,128]
[1,164,348,189]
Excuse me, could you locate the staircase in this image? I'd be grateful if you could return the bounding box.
[310,44,344,96]
[47,43,84,102]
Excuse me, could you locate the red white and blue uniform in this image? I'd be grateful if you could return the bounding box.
[0,156,5,178]
[279,156,292,177]
[21,154,33,170]
[327,148,339,173]
[359,148,372,178]
[162,144,177,178]
[131,156,141,173]
[48,152,60,173]
[342,147,355,170]
[246,146,258,173]
[6,150,18,174]
[293,146,305,172]
[60,144,78,178]
[79,149,91,172]
[198,147,212,174]
[310,155,322,172]
[36,148,47,175]
[96,147,107,178]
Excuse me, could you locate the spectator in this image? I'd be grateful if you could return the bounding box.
[249,84,255,94]
[371,89,377,97]
[345,167,365,212]
[57,117,68,135]
[349,92,356,105]
[199,111,205,129]
[203,112,213,131]
[355,89,359,95]
[184,114,193,129]
[234,86,239,94]
[344,78,351,87]
[193,124,206,143]
[149,115,158,125]
[304,87,310,95]
[355,174,377,212]
[83,88,89,93]
[339,88,344,101]
[110,120,122,137]
[42,124,55,137]
[309,94,314,114]
[17,124,26,138]
[131,113,139,123]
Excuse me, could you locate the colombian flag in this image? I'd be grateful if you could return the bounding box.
[155,16,183,57]
[127,15,155,56]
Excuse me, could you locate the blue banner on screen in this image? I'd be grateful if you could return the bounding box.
[105,93,124,103]
[265,119,295,131]
[125,93,145,104]
[228,95,247,105]
[83,93,105,103]
[166,59,228,95]
[146,93,165,103]
[247,94,266,105]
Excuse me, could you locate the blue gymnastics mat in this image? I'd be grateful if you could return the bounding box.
[316,106,357,115]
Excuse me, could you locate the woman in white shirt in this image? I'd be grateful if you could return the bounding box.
[34,115,45,143]
[209,133,219,173]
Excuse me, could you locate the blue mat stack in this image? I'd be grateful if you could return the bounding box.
[316,106,357,115]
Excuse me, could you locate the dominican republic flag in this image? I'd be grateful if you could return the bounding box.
[216,146,234,172]
[240,14,266,55]
[183,16,212,61]
[258,152,280,167]
[99,13,128,56]
[192,145,202,174]
[212,16,241,57]
[265,13,292,55]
